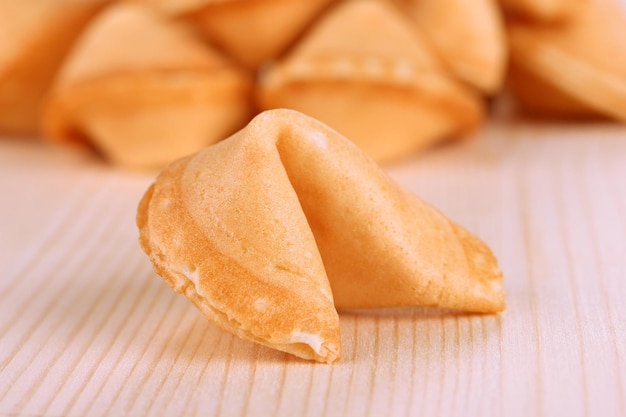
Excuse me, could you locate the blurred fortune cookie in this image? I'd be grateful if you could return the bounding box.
[256,0,484,164]
[507,0,626,121]
[184,0,337,69]
[0,0,110,135]
[396,0,507,95]
[42,3,253,169]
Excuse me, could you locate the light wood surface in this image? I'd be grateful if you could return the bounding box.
[1,121,625,417]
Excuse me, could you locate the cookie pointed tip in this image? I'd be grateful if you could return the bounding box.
[318,340,341,364]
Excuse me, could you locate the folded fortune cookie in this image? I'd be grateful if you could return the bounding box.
[137,109,505,363]
[186,0,337,69]
[256,0,484,164]
[397,0,507,94]
[507,0,626,121]
[0,0,109,135]
[42,3,253,168]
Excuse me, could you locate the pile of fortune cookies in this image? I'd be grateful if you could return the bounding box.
[2,0,625,362]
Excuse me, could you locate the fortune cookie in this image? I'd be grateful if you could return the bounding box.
[186,0,336,69]
[256,0,484,163]
[507,0,626,121]
[137,109,505,363]
[0,0,109,135]
[42,3,253,168]
[397,0,507,94]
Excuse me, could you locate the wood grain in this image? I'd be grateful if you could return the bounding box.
[0,122,625,417]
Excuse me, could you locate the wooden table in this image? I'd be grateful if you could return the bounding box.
[1,121,625,417]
